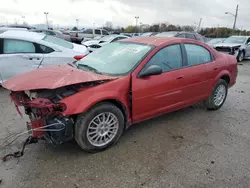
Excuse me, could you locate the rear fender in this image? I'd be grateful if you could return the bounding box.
[213,70,231,87]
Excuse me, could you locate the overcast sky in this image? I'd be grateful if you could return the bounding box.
[0,0,249,30]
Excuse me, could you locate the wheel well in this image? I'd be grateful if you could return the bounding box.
[221,75,230,84]
[95,99,128,128]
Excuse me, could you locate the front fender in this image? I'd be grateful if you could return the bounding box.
[60,76,131,118]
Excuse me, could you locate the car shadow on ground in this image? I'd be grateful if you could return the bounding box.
[43,103,207,156]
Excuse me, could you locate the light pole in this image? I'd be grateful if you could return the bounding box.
[44,12,49,29]
[22,16,25,24]
[76,19,79,29]
[225,4,238,30]
[197,18,202,32]
[135,16,139,33]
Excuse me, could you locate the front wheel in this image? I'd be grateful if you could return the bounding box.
[237,50,244,62]
[204,79,228,110]
[75,103,124,152]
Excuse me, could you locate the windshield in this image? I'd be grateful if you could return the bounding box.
[43,35,73,49]
[223,36,247,44]
[207,38,223,45]
[77,42,153,75]
[155,32,178,37]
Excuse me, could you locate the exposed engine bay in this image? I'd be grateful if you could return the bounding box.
[9,81,106,145]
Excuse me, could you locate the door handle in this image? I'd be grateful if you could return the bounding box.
[176,76,184,80]
[214,68,218,70]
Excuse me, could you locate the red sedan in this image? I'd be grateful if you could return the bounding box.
[3,37,238,152]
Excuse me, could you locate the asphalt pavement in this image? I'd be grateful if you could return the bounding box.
[0,61,250,188]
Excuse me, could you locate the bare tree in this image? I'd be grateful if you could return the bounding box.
[103,21,113,31]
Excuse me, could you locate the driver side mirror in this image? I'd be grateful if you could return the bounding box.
[138,65,163,78]
[247,42,250,45]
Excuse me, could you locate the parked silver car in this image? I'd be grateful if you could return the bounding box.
[214,36,250,62]
[70,29,109,43]
[32,29,71,41]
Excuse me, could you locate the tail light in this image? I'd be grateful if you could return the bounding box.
[75,33,78,37]
[74,55,87,60]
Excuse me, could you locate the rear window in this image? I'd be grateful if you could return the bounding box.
[42,36,73,49]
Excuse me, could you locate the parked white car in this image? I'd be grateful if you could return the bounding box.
[82,34,130,52]
[0,30,88,84]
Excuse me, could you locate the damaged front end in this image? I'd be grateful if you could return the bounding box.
[10,90,74,145]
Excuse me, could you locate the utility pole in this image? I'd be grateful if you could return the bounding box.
[76,19,79,29]
[135,16,139,33]
[22,16,25,24]
[197,18,202,32]
[44,12,49,29]
[233,4,238,30]
[225,4,238,30]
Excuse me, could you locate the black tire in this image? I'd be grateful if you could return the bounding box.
[237,50,244,62]
[74,102,124,152]
[204,79,228,110]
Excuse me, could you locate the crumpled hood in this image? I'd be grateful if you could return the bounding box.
[214,42,242,48]
[2,65,117,91]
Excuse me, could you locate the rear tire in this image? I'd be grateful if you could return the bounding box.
[237,50,244,62]
[75,102,124,152]
[204,79,228,110]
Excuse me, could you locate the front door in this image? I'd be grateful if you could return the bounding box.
[245,37,250,57]
[0,39,43,82]
[132,44,186,123]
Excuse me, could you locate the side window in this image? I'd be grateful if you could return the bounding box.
[186,34,196,40]
[246,38,250,44]
[184,44,212,66]
[143,44,182,73]
[39,44,54,53]
[102,30,109,35]
[46,31,56,36]
[95,29,101,35]
[176,34,185,38]
[3,39,35,54]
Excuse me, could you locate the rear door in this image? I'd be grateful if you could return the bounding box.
[132,44,187,122]
[0,39,43,82]
[180,43,214,104]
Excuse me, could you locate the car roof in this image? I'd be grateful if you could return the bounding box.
[120,36,184,46]
[0,30,45,42]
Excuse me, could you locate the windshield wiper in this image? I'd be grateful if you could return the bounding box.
[77,64,103,74]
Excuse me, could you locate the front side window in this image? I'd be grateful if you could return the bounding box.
[143,44,183,73]
[77,42,153,75]
[102,30,109,35]
[42,35,73,49]
[3,39,35,54]
[184,44,212,66]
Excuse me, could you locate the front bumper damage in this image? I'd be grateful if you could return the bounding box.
[215,46,241,56]
[10,91,74,145]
